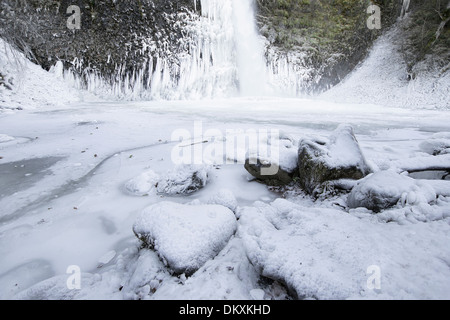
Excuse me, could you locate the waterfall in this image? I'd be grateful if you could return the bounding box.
[400,0,410,18]
[230,0,269,96]
[180,0,270,97]
[59,0,309,100]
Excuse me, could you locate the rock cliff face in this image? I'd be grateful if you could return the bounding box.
[0,0,198,90]
[1,0,448,97]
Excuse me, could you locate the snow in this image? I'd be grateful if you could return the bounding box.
[207,188,238,212]
[422,180,450,197]
[0,39,81,111]
[419,132,450,156]
[320,26,450,110]
[390,154,450,172]
[97,250,117,267]
[274,140,299,173]
[239,198,450,300]
[125,165,211,196]
[0,134,14,143]
[156,164,210,195]
[125,170,160,196]
[132,201,237,275]
[325,124,370,171]
[250,289,266,300]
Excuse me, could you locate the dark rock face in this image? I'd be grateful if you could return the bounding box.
[297,125,371,195]
[0,0,198,87]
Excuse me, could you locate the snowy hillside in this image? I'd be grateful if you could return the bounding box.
[320,26,450,110]
[0,39,82,111]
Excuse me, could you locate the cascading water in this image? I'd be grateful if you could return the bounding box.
[57,0,309,100]
[230,0,269,96]
[400,0,410,18]
[159,0,272,98]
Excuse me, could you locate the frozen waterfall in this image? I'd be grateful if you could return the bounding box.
[57,0,308,100]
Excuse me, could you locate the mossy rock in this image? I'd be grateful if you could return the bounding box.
[297,125,371,195]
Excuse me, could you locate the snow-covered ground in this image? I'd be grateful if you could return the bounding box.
[1,29,450,300]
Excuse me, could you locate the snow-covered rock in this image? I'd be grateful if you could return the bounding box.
[347,170,436,212]
[297,124,371,195]
[420,133,450,155]
[133,201,237,275]
[156,164,210,195]
[244,136,298,186]
[207,189,238,212]
[125,170,160,196]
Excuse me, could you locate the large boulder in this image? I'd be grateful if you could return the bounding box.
[244,135,298,186]
[297,125,371,195]
[347,170,436,212]
[133,201,237,275]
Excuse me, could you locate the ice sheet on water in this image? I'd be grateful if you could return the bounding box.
[0,156,64,200]
[390,154,450,172]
